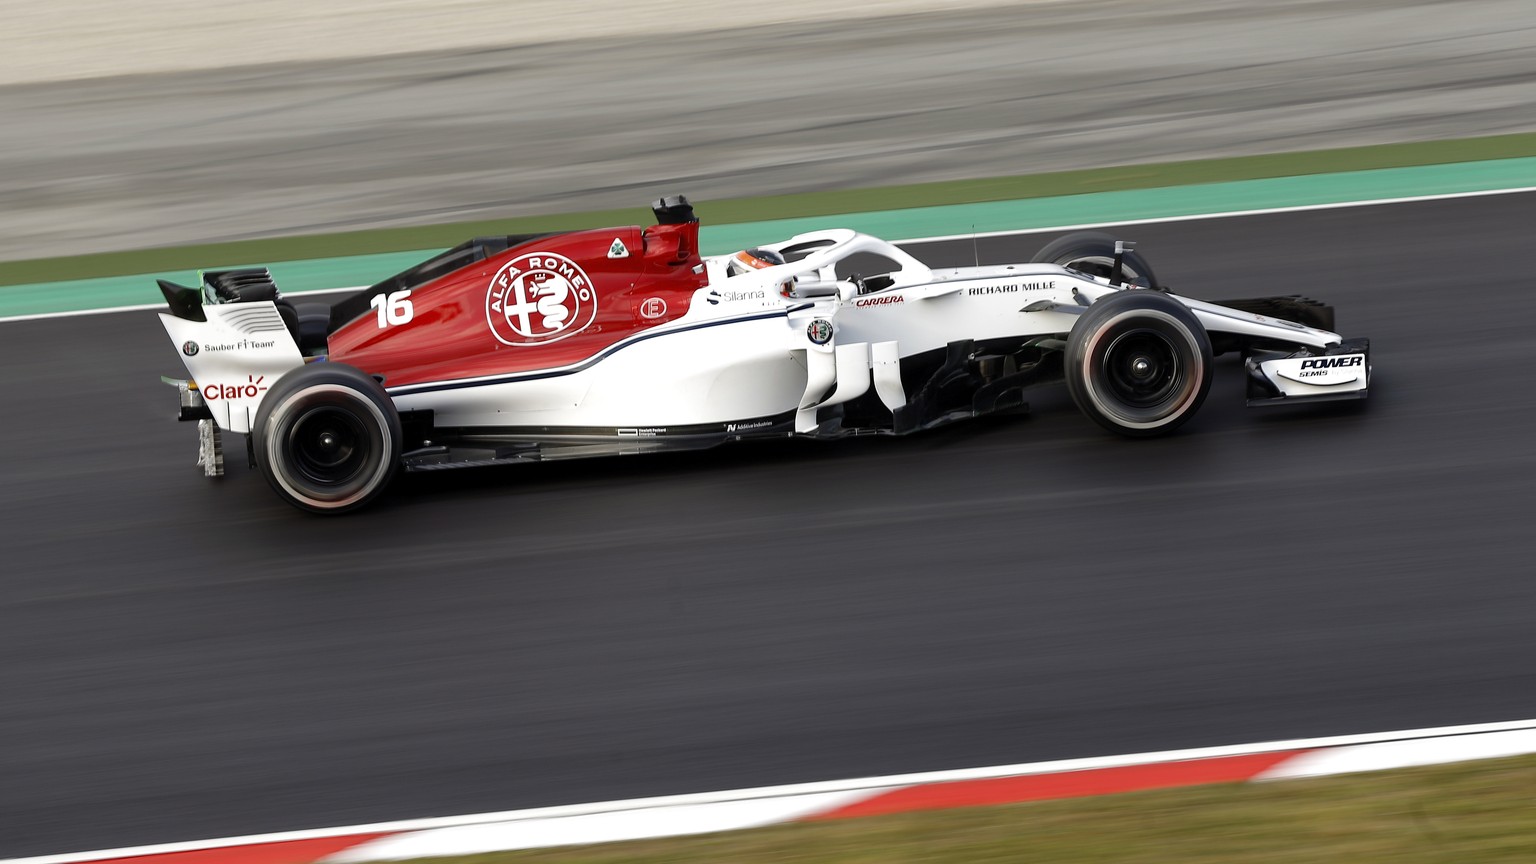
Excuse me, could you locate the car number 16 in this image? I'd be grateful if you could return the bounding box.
[370,290,414,328]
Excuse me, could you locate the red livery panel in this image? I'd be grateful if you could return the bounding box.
[329,221,705,388]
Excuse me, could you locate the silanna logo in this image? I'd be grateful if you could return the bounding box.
[706,289,767,305]
[486,252,598,346]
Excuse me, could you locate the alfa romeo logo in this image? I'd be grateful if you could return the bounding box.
[182,341,200,356]
[486,252,598,346]
[806,318,834,345]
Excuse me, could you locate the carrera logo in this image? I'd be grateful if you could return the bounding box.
[854,295,904,307]
[200,375,267,401]
[1300,356,1364,370]
[486,253,598,346]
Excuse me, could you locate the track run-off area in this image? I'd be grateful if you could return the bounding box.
[2,186,1535,859]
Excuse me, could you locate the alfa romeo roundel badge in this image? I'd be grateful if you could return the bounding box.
[182,341,200,357]
[486,252,598,346]
[806,318,834,345]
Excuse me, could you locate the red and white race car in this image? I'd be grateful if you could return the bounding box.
[158,196,1370,513]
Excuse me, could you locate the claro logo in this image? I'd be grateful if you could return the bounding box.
[1299,356,1364,370]
[200,375,268,401]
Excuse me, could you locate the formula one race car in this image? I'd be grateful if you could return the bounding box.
[157,196,1370,513]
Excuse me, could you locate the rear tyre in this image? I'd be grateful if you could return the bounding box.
[1032,231,1158,288]
[1066,291,1212,437]
[252,364,401,513]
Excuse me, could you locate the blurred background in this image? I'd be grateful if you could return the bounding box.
[2,0,1532,261]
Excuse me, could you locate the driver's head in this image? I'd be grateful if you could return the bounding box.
[727,247,796,296]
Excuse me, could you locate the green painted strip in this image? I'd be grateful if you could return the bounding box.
[0,250,441,318]
[6,131,1536,289]
[698,156,1536,253]
[5,157,1534,319]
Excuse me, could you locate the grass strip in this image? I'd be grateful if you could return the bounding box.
[400,754,1536,864]
[5,132,1536,287]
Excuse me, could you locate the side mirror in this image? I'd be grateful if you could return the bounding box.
[1112,240,1137,286]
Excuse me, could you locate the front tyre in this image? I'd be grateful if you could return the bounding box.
[1032,231,1158,288]
[252,363,401,513]
[1066,291,1212,437]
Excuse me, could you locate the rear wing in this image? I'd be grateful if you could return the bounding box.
[157,270,306,434]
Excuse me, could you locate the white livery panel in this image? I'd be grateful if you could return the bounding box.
[158,303,304,434]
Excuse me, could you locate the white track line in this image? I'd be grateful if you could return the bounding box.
[894,183,1536,245]
[3,183,1534,325]
[0,287,361,324]
[8,717,1536,864]
[1256,727,1536,780]
[323,789,881,863]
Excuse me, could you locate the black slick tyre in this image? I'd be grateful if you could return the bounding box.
[252,363,401,513]
[1065,291,1212,437]
[1032,231,1158,288]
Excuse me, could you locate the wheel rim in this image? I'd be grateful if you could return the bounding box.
[1101,329,1182,408]
[288,405,372,487]
[264,382,394,510]
[1081,309,1204,428]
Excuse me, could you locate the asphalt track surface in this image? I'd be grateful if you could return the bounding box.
[5,0,1536,261]
[2,194,1535,858]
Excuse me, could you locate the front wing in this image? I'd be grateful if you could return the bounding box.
[1245,338,1371,405]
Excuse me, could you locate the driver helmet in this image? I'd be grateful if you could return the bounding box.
[727,247,796,296]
